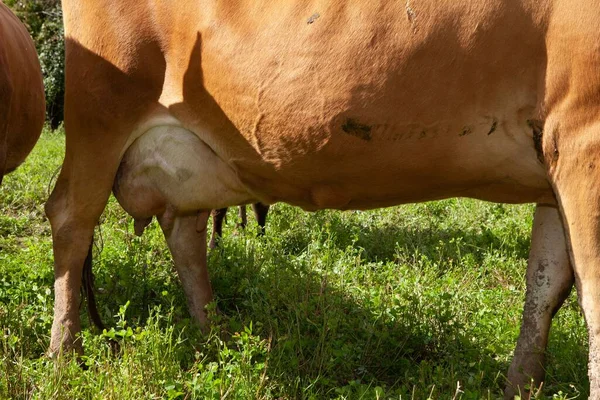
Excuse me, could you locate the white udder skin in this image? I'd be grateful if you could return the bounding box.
[113,125,254,219]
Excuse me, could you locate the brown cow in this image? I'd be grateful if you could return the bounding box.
[209,203,270,249]
[0,3,45,181]
[49,1,596,397]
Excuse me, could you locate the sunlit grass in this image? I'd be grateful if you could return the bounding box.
[0,128,588,399]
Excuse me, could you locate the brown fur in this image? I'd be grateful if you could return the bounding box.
[0,3,45,178]
[48,1,600,397]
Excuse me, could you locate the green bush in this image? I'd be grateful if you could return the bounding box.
[6,0,64,128]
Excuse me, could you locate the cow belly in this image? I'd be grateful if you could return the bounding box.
[113,125,253,218]
[230,115,555,210]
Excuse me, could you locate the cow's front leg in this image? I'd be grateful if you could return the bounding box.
[158,209,213,328]
[505,205,574,398]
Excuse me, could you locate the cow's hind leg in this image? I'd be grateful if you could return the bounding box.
[505,205,574,398]
[46,154,121,356]
[47,24,165,356]
[158,209,213,328]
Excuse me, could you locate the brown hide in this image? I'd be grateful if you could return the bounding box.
[49,1,600,397]
[0,3,45,178]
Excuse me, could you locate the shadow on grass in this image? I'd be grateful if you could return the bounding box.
[89,220,519,397]
[85,205,584,397]
[208,250,509,396]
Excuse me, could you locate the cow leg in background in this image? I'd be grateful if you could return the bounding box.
[45,150,122,356]
[252,203,270,236]
[209,208,227,249]
[158,210,213,328]
[505,205,573,398]
[209,204,270,249]
[238,205,247,229]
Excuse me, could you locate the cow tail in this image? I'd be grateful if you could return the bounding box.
[81,241,105,331]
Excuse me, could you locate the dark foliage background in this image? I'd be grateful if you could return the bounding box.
[6,0,64,129]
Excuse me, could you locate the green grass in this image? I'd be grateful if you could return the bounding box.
[0,128,588,399]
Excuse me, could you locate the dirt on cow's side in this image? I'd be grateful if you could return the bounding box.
[0,127,588,399]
